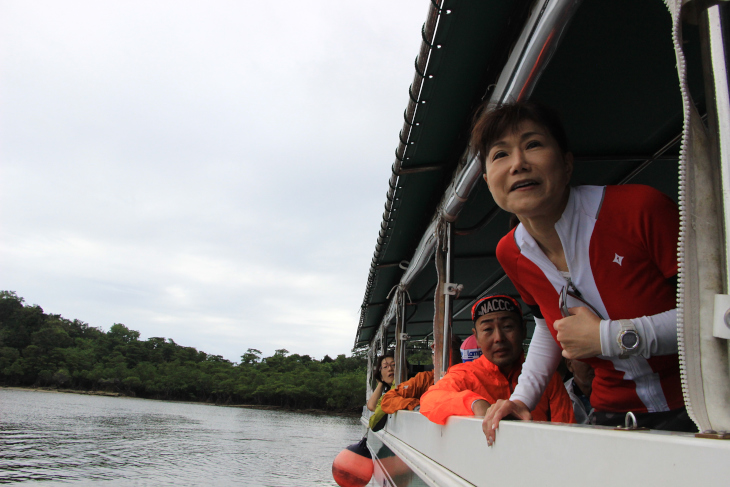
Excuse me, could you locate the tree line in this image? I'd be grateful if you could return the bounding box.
[0,291,366,411]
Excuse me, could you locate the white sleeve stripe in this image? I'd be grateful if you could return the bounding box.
[511,317,563,410]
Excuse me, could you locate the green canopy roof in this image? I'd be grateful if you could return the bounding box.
[355,0,706,350]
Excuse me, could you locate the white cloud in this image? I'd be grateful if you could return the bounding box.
[0,0,426,360]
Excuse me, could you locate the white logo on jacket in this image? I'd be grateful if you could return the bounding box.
[613,254,624,266]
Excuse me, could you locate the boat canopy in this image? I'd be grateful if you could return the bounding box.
[354,0,708,350]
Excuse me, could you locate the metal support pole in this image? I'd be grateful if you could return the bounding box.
[394,289,408,385]
[441,222,454,377]
[366,348,374,400]
[433,222,446,382]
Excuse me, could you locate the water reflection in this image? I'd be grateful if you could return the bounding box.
[0,389,364,486]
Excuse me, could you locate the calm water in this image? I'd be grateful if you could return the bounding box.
[0,389,366,486]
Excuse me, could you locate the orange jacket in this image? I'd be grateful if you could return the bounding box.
[420,355,575,425]
[381,370,434,414]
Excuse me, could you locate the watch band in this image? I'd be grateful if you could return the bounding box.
[617,319,640,359]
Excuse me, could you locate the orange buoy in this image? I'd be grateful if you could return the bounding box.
[332,437,374,487]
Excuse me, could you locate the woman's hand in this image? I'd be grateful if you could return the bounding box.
[483,399,531,446]
[366,381,385,412]
[553,306,602,359]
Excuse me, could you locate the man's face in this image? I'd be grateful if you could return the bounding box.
[472,311,525,372]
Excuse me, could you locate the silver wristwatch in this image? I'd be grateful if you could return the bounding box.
[617,319,640,359]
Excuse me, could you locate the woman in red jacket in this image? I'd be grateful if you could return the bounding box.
[472,101,693,445]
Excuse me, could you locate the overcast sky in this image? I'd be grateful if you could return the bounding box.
[0,1,428,361]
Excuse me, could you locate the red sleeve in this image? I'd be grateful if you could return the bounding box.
[381,371,433,414]
[420,367,489,425]
[546,372,575,424]
[496,229,537,307]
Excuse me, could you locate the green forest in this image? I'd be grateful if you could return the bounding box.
[0,291,367,411]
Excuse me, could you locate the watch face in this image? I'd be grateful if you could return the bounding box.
[621,331,639,349]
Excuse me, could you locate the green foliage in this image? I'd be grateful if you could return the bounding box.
[240,348,261,365]
[406,342,432,366]
[0,291,365,410]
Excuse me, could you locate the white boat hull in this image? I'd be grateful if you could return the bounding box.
[365,411,730,486]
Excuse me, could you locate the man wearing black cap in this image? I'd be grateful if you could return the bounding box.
[420,294,574,429]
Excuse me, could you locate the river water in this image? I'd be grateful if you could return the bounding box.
[0,389,366,486]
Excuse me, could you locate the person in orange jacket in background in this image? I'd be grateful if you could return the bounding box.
[380,336,462,414]
[420,294,574,430]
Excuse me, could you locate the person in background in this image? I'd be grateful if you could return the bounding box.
[380,336,462,415]
[367,352,395,412]
[472,101,693,445]
[419,295,574,426]
[564,358,594,424]
[460,333,482,363]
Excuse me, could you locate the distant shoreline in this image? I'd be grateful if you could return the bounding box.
[2,385,126,398]
[0,386,361,417]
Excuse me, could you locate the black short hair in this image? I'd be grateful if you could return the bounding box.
[373,351,395,383]
[471,100,569,174]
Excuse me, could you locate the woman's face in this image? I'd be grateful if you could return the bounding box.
[379,357,395,385]
[483,120,573,223]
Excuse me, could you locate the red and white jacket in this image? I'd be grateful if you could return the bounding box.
[496,185,683,413]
